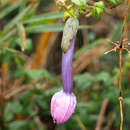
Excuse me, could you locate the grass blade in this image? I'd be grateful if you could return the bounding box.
[0,1,21,19]
[4,4,32,32]
[23,12,63,24]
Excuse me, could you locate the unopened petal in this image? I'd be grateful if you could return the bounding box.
[51,90,77,124]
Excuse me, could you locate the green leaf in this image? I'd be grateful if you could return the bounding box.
[0,28,17,45]
[92,8,99,18]
[102,87,118,103]
[24,39,32,51]
[74,73,94,91]
[25,69,44,80]
[4,4,32,32]
[4,102,14,122]
[23,101,36,116]
[40,69,53,80]
[72,0,86,6]
[23,12,63,24]
[8,120,30,130]
[0,1,21,19]
[26,24,64,33]
[25,69,53,80]
[95,72,112,86]
[124,98,130,105]
[95,1,105,9]
[63,5,76,18]
[35,95,48,109]
[19,90,34,105]
[11,101,23,114]
[92,1,105,18]
[13,68,26,79]
[17,38,32,51]
[26,24,89,33]
[4,102,23,122]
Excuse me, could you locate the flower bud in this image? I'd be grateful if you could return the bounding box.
[51,90,77,124]
[61,18,79,53]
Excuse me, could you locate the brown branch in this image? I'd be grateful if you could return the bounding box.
[4,75,61,100]
[121,0,130,45]
[119,1,130,130]
[104,2,130,129]
[31,4,56,69]
[95,99,109,130]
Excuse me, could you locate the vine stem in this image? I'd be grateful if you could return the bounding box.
[119,49,123,130]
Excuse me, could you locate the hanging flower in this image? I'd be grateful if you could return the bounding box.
[50,18,79,124]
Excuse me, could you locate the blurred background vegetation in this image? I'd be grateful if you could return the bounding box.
[0,0,130,130]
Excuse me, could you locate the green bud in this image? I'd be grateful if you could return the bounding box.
[61,18,79,53]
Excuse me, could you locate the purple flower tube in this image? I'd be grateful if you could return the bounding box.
[51,18,79,124]
[62,39,75,93]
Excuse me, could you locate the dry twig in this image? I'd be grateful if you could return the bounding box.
[104,1,130,130]
[95,99,109,130]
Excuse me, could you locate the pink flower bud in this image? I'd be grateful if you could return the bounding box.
[51,90,77,124]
